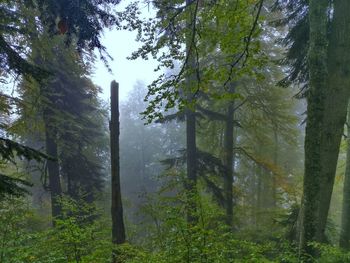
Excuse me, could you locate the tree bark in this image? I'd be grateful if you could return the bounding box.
[224,96,234,227]
[256,163,262,229]
[340,102,350,249]
[316,0,350,243]
[43,110,62,224]
[110,81,126,262]
[185,0,198,224]
[299,0,328,257]
[272,129,278,208]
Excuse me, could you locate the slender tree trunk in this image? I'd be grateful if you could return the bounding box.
[223,85,236,228]
[316,0,350,243]
[110,81,126,263]
[185,0,198,224]
[43,111,62,223]
[244,160,255,226]
[272,129,278,208]
[224,104,233,226]
[340,102,350,249]
[255,162,263,229]
[186,108,197,223]
[299,0,328,257]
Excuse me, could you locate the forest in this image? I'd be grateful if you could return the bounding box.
[1,0,350,262]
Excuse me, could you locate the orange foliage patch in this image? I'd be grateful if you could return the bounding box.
[58,19,68,35]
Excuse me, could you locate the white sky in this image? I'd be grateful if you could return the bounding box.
[92,1,158,102]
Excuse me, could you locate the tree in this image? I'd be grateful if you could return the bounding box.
[275,0,350,252]
[0,0,120,199]
[0,0,120,78]
[223,85,236,227]
[16,31,109,221]
[127,0,265,226]
[299,0,329,256]
[110,81,126,262]
[0,0,47,79]
[36,0,121,56]
[183,0,199,224]
[317,0,350,243]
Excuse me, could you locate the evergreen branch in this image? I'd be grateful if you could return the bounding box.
[234,146,280,176]
[0,173,32,199]
[0,138,52,163]
[155,112,186,123]
[197,105,226,121]
[0,92,23,104]
[196,105,242,127]
[202,175,225,207]
[0,35,48,80]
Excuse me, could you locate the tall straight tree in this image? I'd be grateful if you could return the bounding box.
[275,0,350,245]
[110,81,126,261]
[223,84,236,228]
[18,29,109,220]
[0,0,120,201]
[185,0,199,224]
[317,0,350,242]
[300,0,328,257]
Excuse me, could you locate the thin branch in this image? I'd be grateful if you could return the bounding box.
[223,0,264,88]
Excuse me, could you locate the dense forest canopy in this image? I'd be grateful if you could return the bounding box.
[1,0,350,262]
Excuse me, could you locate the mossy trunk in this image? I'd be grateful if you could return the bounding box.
[300,0,328,257]
[185,0,198,224]
[316,0,350,243]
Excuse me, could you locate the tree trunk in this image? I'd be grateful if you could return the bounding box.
[256,163,262,229]
[223,84,237,228]
[340,102,350,249]
[299,0,328,257]
[43,111,62,223]
[110,81,126,262]
[316,0,350,243]
[186,108,197,223]
[224,98,234,227]
[272,129,278,208]
[185,0,198,224]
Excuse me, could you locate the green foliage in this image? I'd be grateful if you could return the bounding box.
[122,185,299,263]
[2,195,350,262]
[0,196,114,263]
[0,0,48,79]
[0,173,32,198]
[126,0,266,122]
[36,0,121,60]
[1,1,349,263]
[15,30,109,202]
[0,138,49,199]
[273,0,309,93]
[0,197,34,262]
[310,243,350,263]
[0,0,121,80]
